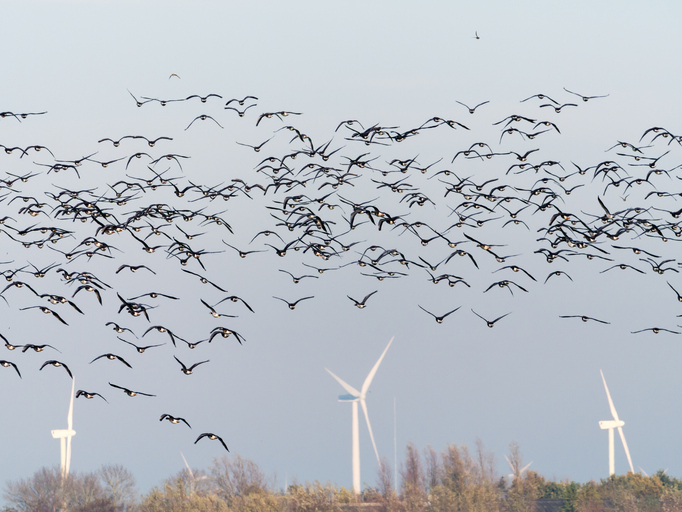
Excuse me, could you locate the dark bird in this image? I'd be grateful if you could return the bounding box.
[174,356,209,375]
[0,333,21,351]
[222,241,266,259]
[493,265,537,282]
[347,290,378,309]
[563,87,609,102]
[631,327,680,335]
[195,432,229,452]
[199,299,237,319]
[273,296,314,310]
[540,103,578,113]
[90,353,133,368]
[0,360,21,378]
[600,264,645,274]
[181,269,227,292]
[106,322,137,337]
[418,305,461,324]
[520,93,559,105]
[20,306,69,325]
[109,382,155,397]
[456,100,490,114]
[160,414,191,428]
[225,96,258,106]
[471,309,511,328]
[185,93,223,103]
[544,271,573,283]
[129,292,179,301]
[76,390,108,402]
[118,336,164,353]
[116,264,156,275]
[185,114,224,130]
[214,295,254,313]
[236,137,273,152]
[225,104,256,117]
[279,269,319,283]
[1,281,38,297]
[559,315,610,324]
[143,326,185,347]
[21,344,60,354]
[209,327,245,345]
[40,360,73,379]
[483,280,528,295]
[72,285,103,305]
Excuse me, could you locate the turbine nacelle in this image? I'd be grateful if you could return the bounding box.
[51,429,77,438]
[338,394,359,402]
[599,420,624,430]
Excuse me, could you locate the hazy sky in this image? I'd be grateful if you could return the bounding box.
[2,0,682,499]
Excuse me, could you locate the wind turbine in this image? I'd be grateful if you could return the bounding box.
[504,456,532,481]
[181,451,208,494]
[51,378,76,478]
[326,336,394,494]
[598,369,633,476]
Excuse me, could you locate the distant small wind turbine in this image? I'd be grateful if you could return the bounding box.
[326,336,394,494]
[181,451,208,494]
[51,378,76,478]
[599,369,634,476]
[504,455,532,480]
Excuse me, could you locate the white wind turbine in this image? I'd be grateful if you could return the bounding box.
[504,456,532,481]
[326,336,394,494]
[51,378,76,478]
[598,369,633,476]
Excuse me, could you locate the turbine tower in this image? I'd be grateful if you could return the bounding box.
[51,378,76,478]
[598,369,633,476]
[326,336,393,494]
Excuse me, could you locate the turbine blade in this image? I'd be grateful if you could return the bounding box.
[66,377,75,476]
[361,336,394,397]
[520,461,533,475]
[325,368,360,397]
[617,426,634,473]
[67,377,75,430]
[180,451,194,480]
[360,398,380,463]
[600,369,620,422]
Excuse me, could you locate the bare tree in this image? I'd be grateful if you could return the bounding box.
[210,454,273,507]
[400,442,426,512]
[423,445,439,491]
[98,464,137,510]
[4,466,114,512]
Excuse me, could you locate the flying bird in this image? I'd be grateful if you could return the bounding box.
[0,360,21,378]
[347,290,378,309]
[418,305,461,324]
[273,296,314,310]
[195,432,229,452]
[559,315,610,324]
[76,390,108,402]
[174,356,210,375]
[471,310,511,328]
[90,353,133,368]
[40,360,73,379]
[109,382,155,397]
[160,414,191,428]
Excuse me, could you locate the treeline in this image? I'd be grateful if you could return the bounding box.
[3,442,682,512]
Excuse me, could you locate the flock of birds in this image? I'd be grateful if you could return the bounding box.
[2,80,682,458]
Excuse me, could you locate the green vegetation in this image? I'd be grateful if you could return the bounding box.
[3,445,680,512]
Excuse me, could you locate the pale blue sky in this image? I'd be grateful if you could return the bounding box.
[1,0,682,497]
